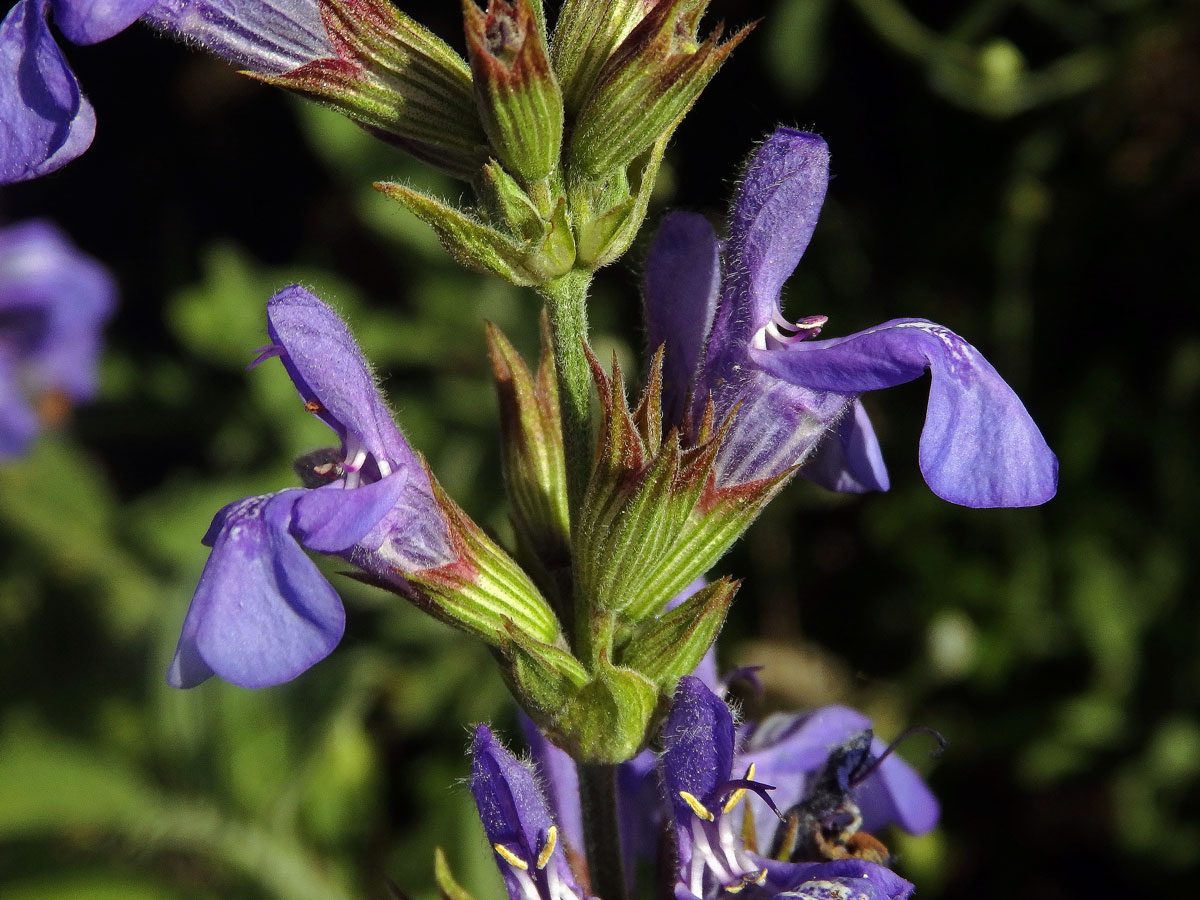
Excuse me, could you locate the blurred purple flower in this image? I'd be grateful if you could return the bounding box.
[167,285,452,689]
[644,127,1058,508]
[0,0,330,182]
[0,219,114,457]
[470,723,593,900]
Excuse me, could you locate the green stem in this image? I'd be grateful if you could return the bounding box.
[578,762,628,900]
[537,269,595,523]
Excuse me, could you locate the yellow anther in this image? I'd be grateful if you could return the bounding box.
[722,787,746,814]
[725,882,746,894]
[536,825,557,870]
[752,869,767,885]
[678,790,715,822]
[746,763,756,780]
[493,844,529,870]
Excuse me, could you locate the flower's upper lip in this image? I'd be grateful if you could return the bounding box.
[719,127,831,347]
[264,286,422,476]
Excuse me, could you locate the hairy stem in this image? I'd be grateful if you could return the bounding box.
[578,762,628,900]
[537,269,594,524]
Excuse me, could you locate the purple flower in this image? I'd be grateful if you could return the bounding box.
[141,0,331,74]
[470,723,592,900]
[644,127,1058,508]
[0,0,330,183]
[0,219,114,457]
[661,676,930,900]
[167,285,452,689]
[0,0,153,181]
[737,707,940,859]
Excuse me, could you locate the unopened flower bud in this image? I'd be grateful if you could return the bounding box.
[464,0,564,184]
[568,0,752,177]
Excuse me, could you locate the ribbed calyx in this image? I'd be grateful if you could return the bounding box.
[481,336,784,762]
[259,0,747,283]
[464,0,564,184]
[486,316,571,607]
[365,462,566,651]
[577,347,785,625]
[566,0,754,178]
[259,0,488,179]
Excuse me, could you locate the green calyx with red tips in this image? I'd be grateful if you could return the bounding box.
[481,328,787,762]
[262,0,748,285]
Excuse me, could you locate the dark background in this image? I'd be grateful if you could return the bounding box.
[1,1,1197,898]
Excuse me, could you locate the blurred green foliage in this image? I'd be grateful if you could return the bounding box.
[2,1,1198,898]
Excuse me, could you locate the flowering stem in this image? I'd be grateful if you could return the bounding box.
[537,269,594,521]
[578,762,628,900]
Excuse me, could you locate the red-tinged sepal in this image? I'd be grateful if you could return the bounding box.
[378,462,565,649]
[575,350,788,626]
[463,0,565,184]
[256,0,488,180]
[568,0,754,177]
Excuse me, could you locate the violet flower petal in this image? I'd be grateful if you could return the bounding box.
[0,0,96,183]
[0,220,115,456]
[760,859,914,900]
[292,471,409,553]
[53,0,156,44]
[265,285,420,472]
[168,490,345,689]
[739,706,871,841]
[141,0,333,74]
[801,399,890,494]
[753,318,1058,507]
[857,734,940,835]
[710,370,849,487]
[0,220,116,399]
[471,724,555,856]
[704,128,829,369]
[661,675,735,819]
[644,212,721,424]
[0,361,39,457]
[520,712,584,857]
[471,724,587,900]
[739,705,940,845]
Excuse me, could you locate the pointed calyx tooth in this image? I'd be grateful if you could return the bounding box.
[568,0,755,177]
[551,0,657,114]
[633,344,666,452]
[617,577,739,689]
[485,319,570,577]
[570,351,791,627]
[463,0,565,183]
[375,181,567,285]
